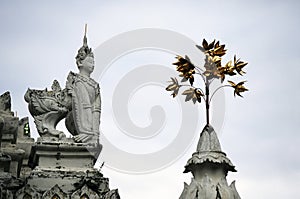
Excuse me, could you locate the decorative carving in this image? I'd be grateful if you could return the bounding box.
[180,177,241,199]
[104,189,120,199]
[24,81,69,140]
[42,184,68,199]
[71,185,100,199]
[16,184,41,199]
[73,172,109,196]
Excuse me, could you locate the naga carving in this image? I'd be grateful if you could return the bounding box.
[24,80,70,139]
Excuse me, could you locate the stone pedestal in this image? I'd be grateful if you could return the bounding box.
[23,139,119,198]
[28,139,102,169]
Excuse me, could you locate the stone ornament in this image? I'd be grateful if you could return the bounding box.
[104,189,121,199]
[42,184,68,199]
[16,184,41,199]
[71,185,100,199]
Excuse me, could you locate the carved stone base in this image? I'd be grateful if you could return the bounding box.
[24,139,119,198]
[28,138,102,169]
[26,167,109,195]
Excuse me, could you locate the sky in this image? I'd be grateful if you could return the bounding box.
[0,1,300,198]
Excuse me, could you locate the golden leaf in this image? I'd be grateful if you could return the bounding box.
[202,39,208,50]
[202,39,215,51]
[228,80,236,87]
[195,89,204,103]
[213,45,227,56]
[234,55,248,75]
[228,80,248,97]
[166,77,181,97]
[173,55,195,86]
[196,44,205,52]
[207,40,215,50]
[182,88,203,104]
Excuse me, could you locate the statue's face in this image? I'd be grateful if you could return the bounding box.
[80,56,95,74]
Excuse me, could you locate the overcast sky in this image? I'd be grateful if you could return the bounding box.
[0,1,299,198]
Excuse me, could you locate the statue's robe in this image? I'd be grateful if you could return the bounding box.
[66,72,101,140]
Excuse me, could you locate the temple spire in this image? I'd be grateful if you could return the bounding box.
[180,125,240,199]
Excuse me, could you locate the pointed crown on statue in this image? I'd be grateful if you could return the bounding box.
[75,24,94,67]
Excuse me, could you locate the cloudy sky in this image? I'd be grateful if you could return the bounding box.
[0,1,299,198]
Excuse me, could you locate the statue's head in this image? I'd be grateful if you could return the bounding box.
[75,31,95,75]
[77,54,95,75]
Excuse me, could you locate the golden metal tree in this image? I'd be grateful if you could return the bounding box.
[166,39,248,125]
